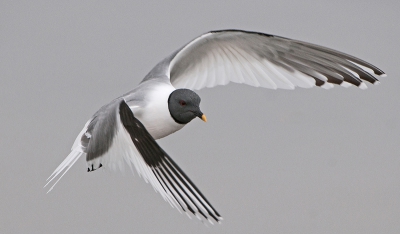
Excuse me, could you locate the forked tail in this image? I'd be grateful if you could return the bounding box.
[44,150,84,193]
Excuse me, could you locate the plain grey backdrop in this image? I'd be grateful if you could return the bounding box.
[1,1,399,233]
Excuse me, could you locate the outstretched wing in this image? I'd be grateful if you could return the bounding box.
[143,29,385,90]
[45,99,222,224]
[119,101,221,223]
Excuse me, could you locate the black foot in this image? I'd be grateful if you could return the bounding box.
[87,163,102,172]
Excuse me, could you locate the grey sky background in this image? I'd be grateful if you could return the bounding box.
[1,1,399,233]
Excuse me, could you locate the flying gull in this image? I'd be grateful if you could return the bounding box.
[45,29,385,224]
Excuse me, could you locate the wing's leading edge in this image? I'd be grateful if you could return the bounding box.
[144,29,385,90]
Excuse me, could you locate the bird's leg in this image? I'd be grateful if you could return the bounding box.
[87,163,102,172]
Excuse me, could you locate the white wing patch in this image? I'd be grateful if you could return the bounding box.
[74,108,221,223]
[113,109,221,223]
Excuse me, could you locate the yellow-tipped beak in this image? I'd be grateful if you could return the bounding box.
[201,114,207,122]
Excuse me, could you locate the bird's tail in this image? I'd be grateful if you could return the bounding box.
[44,119,91,193]
[44,150,84,193]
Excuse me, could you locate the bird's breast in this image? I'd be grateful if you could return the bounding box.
[131,82,185,140]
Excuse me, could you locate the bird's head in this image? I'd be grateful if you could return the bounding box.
[168,89,207,124]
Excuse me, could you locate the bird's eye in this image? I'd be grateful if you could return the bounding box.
[179,100,186,106]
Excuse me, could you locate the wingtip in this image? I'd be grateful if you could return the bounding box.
[359,82,368,90]
[321,83,334,89]
[209,215,223,224]
[340,81,352,88]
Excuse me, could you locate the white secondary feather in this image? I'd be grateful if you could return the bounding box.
[98,115,182,209]
[45,112,179,208]
[46,100,221,223]
[92,108,220,223]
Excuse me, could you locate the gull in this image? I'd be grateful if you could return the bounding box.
[45,29,385,223]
